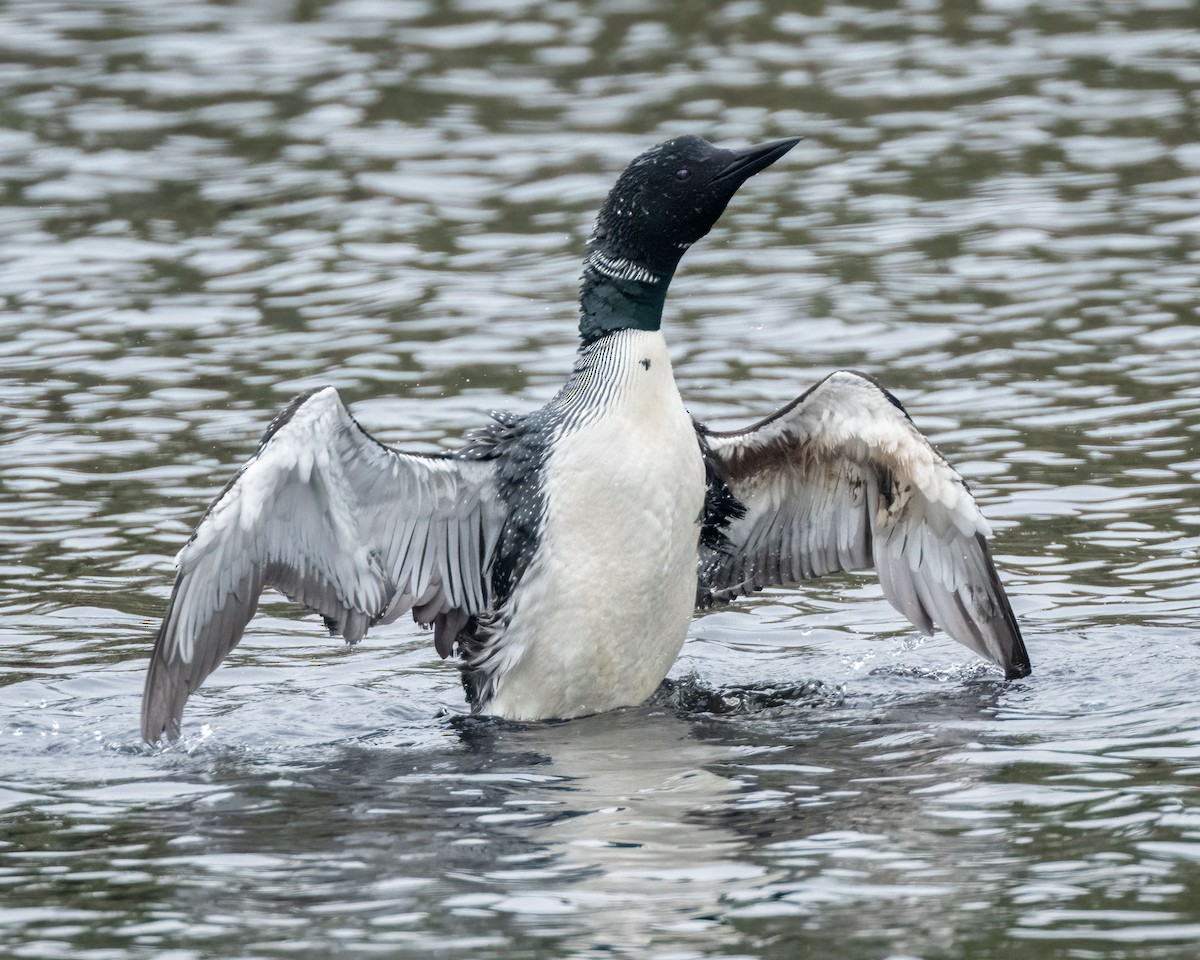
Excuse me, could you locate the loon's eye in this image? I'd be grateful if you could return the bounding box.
[675,167,691,181]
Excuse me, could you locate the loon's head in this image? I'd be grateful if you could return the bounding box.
[577,135,799,346]
[588,135,801,278]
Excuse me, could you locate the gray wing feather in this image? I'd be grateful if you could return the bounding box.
[699,370,1029,680]
[142,386,502,742]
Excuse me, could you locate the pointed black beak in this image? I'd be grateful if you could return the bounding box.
[710,137,802,186]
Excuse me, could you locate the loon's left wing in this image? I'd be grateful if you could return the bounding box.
[142,387,503,742]
[696,370,1030,680]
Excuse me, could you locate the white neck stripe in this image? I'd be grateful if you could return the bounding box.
[586,250,661,285]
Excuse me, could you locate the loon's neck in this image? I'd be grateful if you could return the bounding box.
[577,247,676,349]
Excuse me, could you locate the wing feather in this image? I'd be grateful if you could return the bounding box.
[142,386,503,742]
[698,371,1030,679]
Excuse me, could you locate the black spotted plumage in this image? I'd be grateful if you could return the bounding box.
[694,422,747,608]
[451,407,553,706]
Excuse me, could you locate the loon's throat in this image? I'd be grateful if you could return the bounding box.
[577,248,675,348]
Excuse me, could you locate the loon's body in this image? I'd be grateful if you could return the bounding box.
[472,329,704,720]
[142,135,1030,743]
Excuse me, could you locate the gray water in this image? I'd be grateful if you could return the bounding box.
[1,0,1198,957]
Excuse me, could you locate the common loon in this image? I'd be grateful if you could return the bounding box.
[142,135,1031,742]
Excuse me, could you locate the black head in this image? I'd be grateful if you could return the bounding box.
[588,135,801,278]
[577,134,799,346]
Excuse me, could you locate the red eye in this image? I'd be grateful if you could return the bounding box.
[675,168,691,181]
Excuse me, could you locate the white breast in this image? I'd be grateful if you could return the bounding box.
[482,330,706,721]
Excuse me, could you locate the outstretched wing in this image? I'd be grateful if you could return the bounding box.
[697,370,1030,679]
[142,386,503,742]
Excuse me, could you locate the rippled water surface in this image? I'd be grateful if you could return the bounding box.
[2,0,1199,956]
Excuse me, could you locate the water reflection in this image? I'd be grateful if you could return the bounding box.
[3,0,1200,955]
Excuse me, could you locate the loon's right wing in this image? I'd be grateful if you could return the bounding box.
[697,371,1029,680]
[142,387,503,742]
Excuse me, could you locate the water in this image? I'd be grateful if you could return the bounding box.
[1,0,1198,956]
